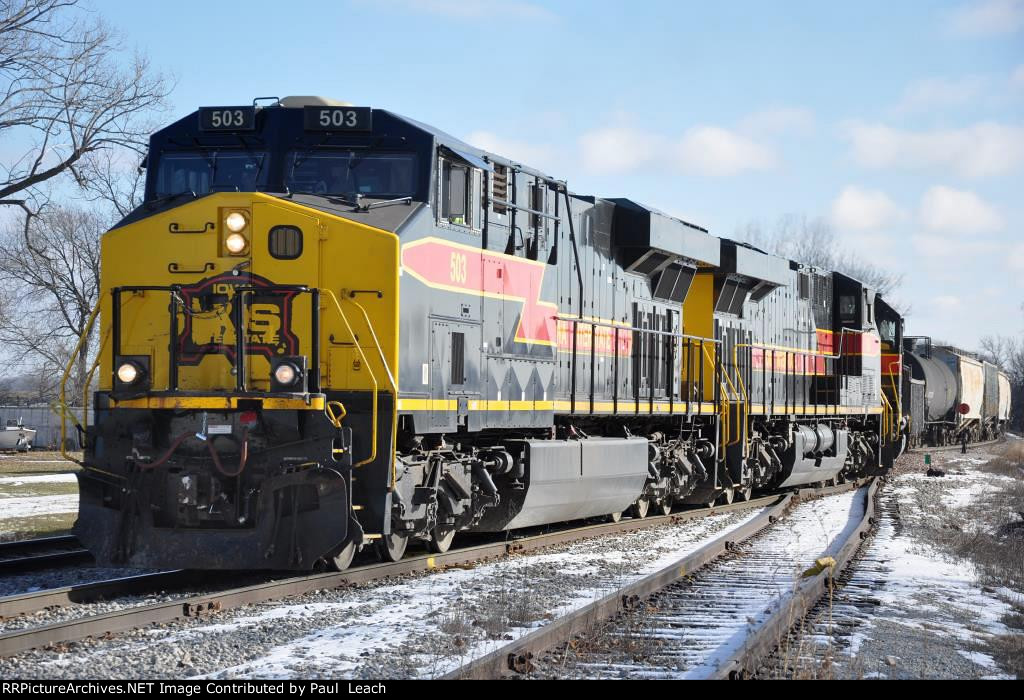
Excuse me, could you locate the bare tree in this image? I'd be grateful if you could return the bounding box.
[0,205,102,404]
[737,214,905,300]
[0,0,168,223]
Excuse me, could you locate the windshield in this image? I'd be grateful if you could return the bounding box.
[155,151,266,197]
[286,151,417,197]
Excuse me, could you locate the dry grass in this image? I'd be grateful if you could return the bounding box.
[912,444,1024,677]
[0,512,76,542]
[0,451,80,541]
[0,450,80,476]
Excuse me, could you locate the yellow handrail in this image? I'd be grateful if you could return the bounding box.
[79,325,112,431]
[887,368,901,440]
[701,343,731,447]
[338,292,399,489]
[320,289,382,469]
[880,389,893,442]
[57,300,102,466]
[731,344,750,454]
[719,361,743,446]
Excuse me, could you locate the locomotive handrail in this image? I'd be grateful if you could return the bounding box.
[736,326,873,362]
[338,292,398,393]
[57,298,102,466]
[554,315,722,344]
[320,289,379,468]
[320,289,394,474]
[730,344,750,454]
[886,370,902,441]
[717,348,744,447]
[880,390,893,441]
[79,325,112,435]
[556,314,721,416]
[701,343,728,444]
[335,290,398,486]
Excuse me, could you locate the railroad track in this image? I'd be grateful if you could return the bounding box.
[446,479,877,679]
[909,437,1003,454]
[0,536,92,575]
[0,485,860,659]
[0,570,200,620]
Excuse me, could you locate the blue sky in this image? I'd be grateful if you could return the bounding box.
[101,0,1023,348]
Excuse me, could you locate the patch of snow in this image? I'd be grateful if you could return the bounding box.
[0,494,78,523]
[957,649,1000,669]
[0,473,78,486]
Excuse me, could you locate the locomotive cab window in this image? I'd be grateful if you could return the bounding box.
[286,151,416,197]
[439,157,481,230]
[839,294,857,323]
[155,151,267,197]
[526,179,551,261]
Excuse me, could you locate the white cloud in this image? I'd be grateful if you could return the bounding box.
[945,0,1024,36]
[464,131,558,171]
[578,125,776,177]
[919,186,1004,235]
[375,0,554,20]
[933,295,963,310]
[844,121,1024,177]
[830,186,905,231]
[578,126,663,175]
[737,107,815,136]
[895,76,986,113]
[673,127,777,176]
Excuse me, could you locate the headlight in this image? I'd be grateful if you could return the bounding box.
[117,362,139,384]
[225,212,247,232]
[225,232,248,254]
[273,363,298,386]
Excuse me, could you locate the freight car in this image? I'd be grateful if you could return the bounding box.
[56,98,950,570]
[902,337,1011,446]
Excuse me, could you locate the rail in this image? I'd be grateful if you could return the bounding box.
[0,490,804,659]
[444,478,873,679]
[712,479,879,679]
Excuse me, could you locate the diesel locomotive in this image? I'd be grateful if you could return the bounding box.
[61,97,1010,571]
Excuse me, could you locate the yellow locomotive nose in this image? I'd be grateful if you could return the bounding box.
[99,191,399,398]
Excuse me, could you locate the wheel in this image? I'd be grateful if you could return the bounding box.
[377,532,408,563]
[717,487,735,506]
[629,497,650,519]
[329,540,357,571]
[428,524,456,554]
[607,511,623,523]
[737,486,752,502]
[657,498,673,516]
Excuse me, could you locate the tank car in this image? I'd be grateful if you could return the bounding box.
[903,338,1011,446]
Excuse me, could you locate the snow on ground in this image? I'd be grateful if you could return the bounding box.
[0,473,78,487]
[195,507,767,679]
[0,494,78,519]
[793,447,1022,679]
[527,488,866,679]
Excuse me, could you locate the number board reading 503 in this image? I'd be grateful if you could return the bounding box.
[303,106,372,132]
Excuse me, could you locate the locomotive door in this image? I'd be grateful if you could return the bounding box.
[248,202,320,390]
[429,318,481,430]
